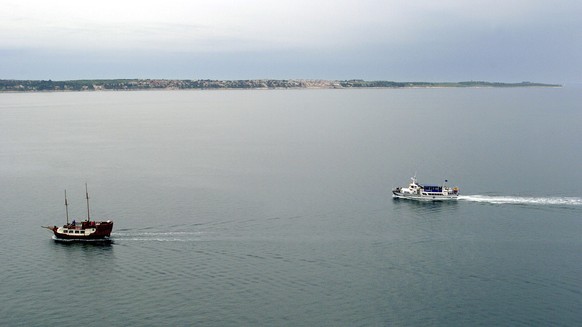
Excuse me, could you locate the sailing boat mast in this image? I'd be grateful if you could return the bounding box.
[64,190,69,225]
[85,183,91,222]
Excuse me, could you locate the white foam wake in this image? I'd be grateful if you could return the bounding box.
[459,195,582,206]
[111,231,204,242]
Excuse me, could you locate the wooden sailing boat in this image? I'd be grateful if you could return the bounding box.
[43,184,113,241]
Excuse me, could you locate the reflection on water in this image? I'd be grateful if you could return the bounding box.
[52,239,114,247]
[50,238,115,261]
[392,197,460,215]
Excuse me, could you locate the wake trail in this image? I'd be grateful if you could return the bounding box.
[458,195,582,206]
[111,231,205,242]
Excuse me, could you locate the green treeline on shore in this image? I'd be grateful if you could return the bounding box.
[0,79,561,92]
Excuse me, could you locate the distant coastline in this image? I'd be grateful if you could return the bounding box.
[0,79,562,92]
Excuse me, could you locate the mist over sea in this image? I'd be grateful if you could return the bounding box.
[1,88,581,326]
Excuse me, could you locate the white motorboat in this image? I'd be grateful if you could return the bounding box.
[393,176,459,201]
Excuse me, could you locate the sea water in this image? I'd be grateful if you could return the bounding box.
[1,88,581,326]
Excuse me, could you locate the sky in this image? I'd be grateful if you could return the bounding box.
[1,0,580,83]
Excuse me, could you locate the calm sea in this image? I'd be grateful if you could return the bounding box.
[1,88,581,326]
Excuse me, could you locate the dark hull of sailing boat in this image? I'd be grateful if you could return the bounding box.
[49,220,113,240]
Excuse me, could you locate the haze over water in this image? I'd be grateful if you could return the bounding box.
[1,88,581,326]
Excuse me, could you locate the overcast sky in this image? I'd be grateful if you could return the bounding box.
[1,0,580,83]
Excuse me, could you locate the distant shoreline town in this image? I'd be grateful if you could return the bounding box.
[0,79,561,92]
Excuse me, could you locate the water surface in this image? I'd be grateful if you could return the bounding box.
[1,88,581,326]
